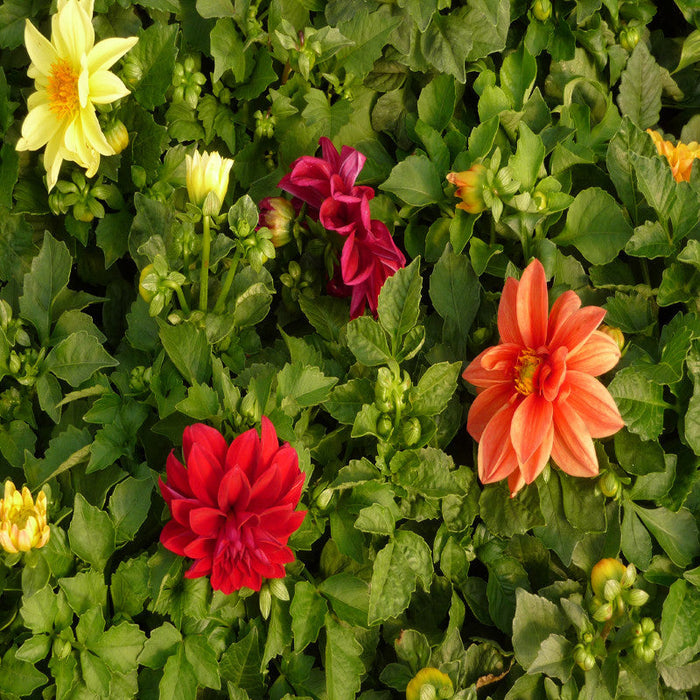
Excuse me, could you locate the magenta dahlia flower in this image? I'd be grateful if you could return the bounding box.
[158,417,306,593]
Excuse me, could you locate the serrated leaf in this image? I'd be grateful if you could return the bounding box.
[380,154,444,207]
[325,615,364,700]
[277,363,338,413]
[377,257,421,350]
[290,581,327,652]
[210,18,246,83]
[45,331,118,387]
[346,316,392,366]
[617,42,662,129]
[608,367,668,441]
[68,494,116,571]
[128,23,179,110]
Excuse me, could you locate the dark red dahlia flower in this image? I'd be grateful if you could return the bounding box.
[158,417,306,593]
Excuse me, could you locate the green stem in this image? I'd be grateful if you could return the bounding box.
[199,215,212,311]
[175,286,191,315]
[213,248,243,315]
[641,259,651,288]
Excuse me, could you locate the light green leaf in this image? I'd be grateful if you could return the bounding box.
[45,331,118,387]
[290,581,327,652]
[608,367,668,441]
[210,18,246,83]
[377,257,422,350]
[325,615,364,700]
[381,154,444,207]
[659,579,700,666]
[67,494,116,570]
[617,42,662,129]
[346,316,392,366]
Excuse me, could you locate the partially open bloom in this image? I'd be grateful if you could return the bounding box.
[406,668,454,700]
[278,137,373,215]
[257,196,296,247]
[463,259,624,495]
[186,150,234,214]
[159,418,306,593]
[647,128,700,182]
[447,164,488,214]
[0,481,50,554]
[16,0,138,191]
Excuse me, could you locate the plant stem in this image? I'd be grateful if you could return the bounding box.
[213,247,243,315]
[199,215,212,311]
[175,286,191,315]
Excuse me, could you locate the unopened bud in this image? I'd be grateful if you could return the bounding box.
[599,325,625,351]
[268,578,289,601]
[626,588,649,607]
[532,0,552,20]
[593,602,613,622]
[603,579,621,602]
[599,471,621,498]
[377,414,393,437]
[104,120,129,154]
[259,585,271,619]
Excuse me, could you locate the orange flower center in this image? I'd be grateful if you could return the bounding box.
[514,349,541,395]
[47,59,80,118]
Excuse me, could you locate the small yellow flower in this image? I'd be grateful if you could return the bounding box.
[185,150,234,215]
[406,668,454,700]
[16,0,138,191]
[647,128,700,182]
[0,481,50,554]
[446,164,488,214]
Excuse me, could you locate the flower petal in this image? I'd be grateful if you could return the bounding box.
[78,102,113,156]
[517,259,549,348]
[511,393,553,466]
[24,20,58,76]
[519,421,553,484]
[551,399,599,477]
[189,507,224,538]
[463,344,519,389]
[498,276,523,344]
[54,0,94,65]
[466,383,518,441]
[88,69,130,103]
[548,305,607,355]
[160,520,195,556]
[567,330,621,376]
[547,290,580,344]
[217,467,250,511]
[87,36,138,73]
[563,371,624,438]
[225,428,259,480]
[17,103,62,151]
[477,404,520,483]
[183,423,227,467]
[187,443,224,506]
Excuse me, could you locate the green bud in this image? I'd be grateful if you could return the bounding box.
[598,471,620,498]
[620,26,640,52]
[315,488,334,511]
[419,686,437,700]
[647,631,662,651]
[641,617,656,635]
[626,588,649,607]
[131,165,147,189]
[377,414,393,437]
[9,352,21,375]
[603,579,621,602]
[593,602,613,622]
[532,0,552,21]
[259,586,271,620]
[52,637,72,660]
[620,563,637,588]
[268,578,290,601]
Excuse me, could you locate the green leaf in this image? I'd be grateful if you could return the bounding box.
[617,42,663,129]
[346,316,392,366]
[633,504,700,568]
[614,430,666,475]
[302,89,353,138]
[159,320,211,385]
[68,493,116,570]
[318,573,370,628]
[554,188,633,265]
[486,554,531,634]
[184,635,221,689]
[380,154,444,207]
[21,585,59,634]
[420,10,472,83]
[45,331,118,387]
[59,570,108,616]
[176,382,221,420]
[112,556,150,618]
[369,537,418,624]
[617,654,661,700]
[95,210,133,269]
[128,23,179,110]
[465,0,510,61]
[624,221,675,259]
[219,627,265,696]
[210,18,246,83]
[80,650,111,697]
[659,579,700,666]
[559,473,606,533]
[500,43,537,111]
[160,646,198,700]
[533,472,581,566]
[528,634,574,683]
[92,621,146,674]
[138,622,182,669]
[510,123,545,191]
[412,362,461,416]
[325,615,364,700]
[277,363,338,413]
[324,379,374,424]
[479,482,544,537]
[355,503,396,535]
[109,478,152,543]
[19,232,72,344]
[657,262,700,307]
[608,367,668,441]
[417,74,456,132]
[621,503,653,569]
[290,581,327,652]
[391,448,460,498]
[0,647,48,697]
[377,257,421,350]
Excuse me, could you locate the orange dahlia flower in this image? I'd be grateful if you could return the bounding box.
[647,128,700,182]
[463,259,624,496]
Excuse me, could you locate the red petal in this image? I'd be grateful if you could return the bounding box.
[563,372,625,438]
[259,416,281,471]
[547,290,580,344]
[183,424,227,466]
[551,400,599,477]
[567,331,621,376]
[171,497,198,527]
[184,537,216,559]
[189,507,225,538]
[187,444,224,507]
[511,394,553,466]
[217,467,250,512]
[160,520,195,556]
[225,429,259,480]
[164,452,190,496]
[478,404,520,483]
[498,277,523,344]
[467,383,518,441]
[248,464,282,511]
[185,556,212,579]
[548,306,606,355]
[259,506,306,538]
[539,345,568,402]
[517,259,549,348]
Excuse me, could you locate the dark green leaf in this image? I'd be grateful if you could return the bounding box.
[608,367,667,441]
[159,320,211,385]
[128,23,179,110]
[68,494,116,570]
[324,615,364,700]
[659,579,700,666]
[380,154,444,206]
[45,331,118,387]
[617,42,663,129]
[290,581,327,651]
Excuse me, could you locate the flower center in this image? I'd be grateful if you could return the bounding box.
[514,349,541,396]
[47,59,80,118]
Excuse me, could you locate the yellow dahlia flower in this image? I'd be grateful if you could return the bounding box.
[16,0,138,191]
[0,481,50,554]
[186,150,234,215]
[647,128,700,183]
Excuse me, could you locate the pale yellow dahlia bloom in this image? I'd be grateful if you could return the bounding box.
[186,150,234,214]
[16,0,138,191]
[0,481,50,554]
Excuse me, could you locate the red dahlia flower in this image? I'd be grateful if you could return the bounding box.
[159,418,306,593]
[463,259,624,496]
[278,137,373,213]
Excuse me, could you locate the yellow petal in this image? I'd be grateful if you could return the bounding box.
[17,103,62,151]
[87,36,138,74]
[88,70,130,104]
[44,131,67,191]
[54,0,94,65]
[24,20,57,76]
[27,90,50,110]
[78,57,90,108]
[80,102,113,156]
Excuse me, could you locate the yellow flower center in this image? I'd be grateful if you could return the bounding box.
[47,58,80,118]
[514,349,541,395]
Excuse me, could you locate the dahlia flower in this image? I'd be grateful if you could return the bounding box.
[257,196,296,247]
[159,418,306,593]
[16,0,138,191]
[185,150,234,214]
[0,481,50,554]
[647,128,700,182]
[463,259,624,496]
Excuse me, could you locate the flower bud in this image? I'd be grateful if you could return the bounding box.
[626,588,649,607]
[259,585,271,619]
[406,668,454,700]
[104,119,129,154]
[532,0,552,20]
[593,601,613,622]
[573,644,595,671]
[598,470,621,498]
[268,578,290,601]
[591,558,627,599]
[603,579,621,602]
[52,637,72,660]
[257,197,295,248]
[647,631,662,651]
[620,563,637,588]
[377,414,393,437]
[446,165,488,214]
[620,26,640,52]
[186,150,234,214]
[315,488,334,511]
[599,325,625,352]
[139,264,157,303]
[0,482,50,554]
[641,617,656,635]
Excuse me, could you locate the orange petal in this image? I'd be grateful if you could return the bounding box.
[498,277,523,344]
[511,393,553,465]
[519,421,554,484]
[551,400,599,477]
[508,470,526,496]
[463,344,519,388]
[548,306,606,355]
[517,259,549,348]
[478,404,519,483]
[563,371,624,438]
[547,290,580,344]
[567,331,621,376]
[467,383,518,441]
